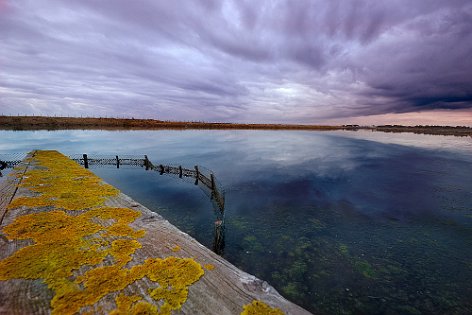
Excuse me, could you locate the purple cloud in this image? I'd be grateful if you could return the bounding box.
[0,0,471,123]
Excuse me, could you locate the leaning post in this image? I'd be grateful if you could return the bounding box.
[194,165,199,185]
[83,154,89,169]
[144,155,150,171]
[210,173,216,191]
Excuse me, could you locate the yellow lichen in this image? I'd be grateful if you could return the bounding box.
[8,150,118,211]
[171,245,181,252]
[204,263,215,271]
[0,150,204,315]
[112,294,143,314]
[240,300,285,315]
[111,294,159,315]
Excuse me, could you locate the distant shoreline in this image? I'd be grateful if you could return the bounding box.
[0,116,471,137]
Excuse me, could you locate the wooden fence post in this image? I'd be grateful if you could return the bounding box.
[83,154,88,169]
[159,164,164,175]
[179,165,183,178]
[194,166,199,185]
[144,155,150,170]
[116,155,120,169]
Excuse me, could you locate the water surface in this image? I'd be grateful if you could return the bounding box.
[1,130,471,315]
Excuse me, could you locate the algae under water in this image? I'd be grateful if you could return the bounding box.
[1,129,471,314]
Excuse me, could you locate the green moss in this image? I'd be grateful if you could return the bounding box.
[230,217,250,231]
[0,150,205,314]
[286,260,308,281]
[243,235,257,242]
[243,235,264,252]
[396,305,422,315]
[240,300,284,315]
[308,218,326,230]
[354,260,377,279]
[281,282,301,299]
[293,240,311,256]
[339,244,349,255]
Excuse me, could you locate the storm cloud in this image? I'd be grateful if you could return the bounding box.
[1,0,471,123]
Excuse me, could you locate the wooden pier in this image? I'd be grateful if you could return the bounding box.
[0,150,312,315]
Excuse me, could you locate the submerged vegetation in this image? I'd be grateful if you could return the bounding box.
[223,203,472,315]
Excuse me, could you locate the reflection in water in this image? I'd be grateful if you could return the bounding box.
[213,211,225,255]
[1,129,472,314]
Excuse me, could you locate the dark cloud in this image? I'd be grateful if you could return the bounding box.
[0,0,471,123]
[354,5,472,115]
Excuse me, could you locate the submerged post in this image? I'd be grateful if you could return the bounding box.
[213,219,225,255]
[179,165,183,178]
[83,154,89,169]
[144,155,150,171]
[159,164,164,175]
[116,155,120,169]
[194,165,199,185]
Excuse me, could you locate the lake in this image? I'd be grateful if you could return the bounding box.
[1,129,471,314]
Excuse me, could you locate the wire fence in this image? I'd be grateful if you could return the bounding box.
[0,152,225,213]
[68,154,147,168]
[0,152,26,169]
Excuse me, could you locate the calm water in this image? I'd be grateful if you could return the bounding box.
[1,130,472,315]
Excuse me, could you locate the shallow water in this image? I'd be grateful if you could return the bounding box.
[1,130,471,314]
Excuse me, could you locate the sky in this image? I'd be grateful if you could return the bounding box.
[1,0,472,126]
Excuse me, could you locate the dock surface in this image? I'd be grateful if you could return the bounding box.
[0,150,311,315]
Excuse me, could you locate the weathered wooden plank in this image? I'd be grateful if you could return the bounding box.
[0,160,29,226]
[108,194,312,314]
[0,151,312,315]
